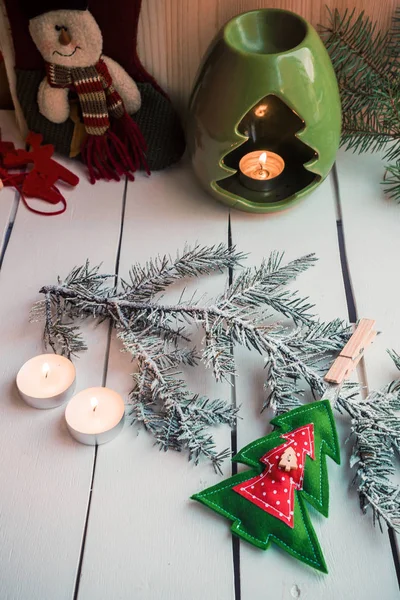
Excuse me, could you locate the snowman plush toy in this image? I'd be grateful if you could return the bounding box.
[23,0,149,183]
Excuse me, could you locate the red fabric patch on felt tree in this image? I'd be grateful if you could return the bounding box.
[233,424,314,528]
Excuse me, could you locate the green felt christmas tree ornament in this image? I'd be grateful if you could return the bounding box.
[187,9,341,213]
[192,400,340,573]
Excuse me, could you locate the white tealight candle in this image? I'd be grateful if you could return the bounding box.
[239,150,285,192]
[65,387,125,446]
[16,354,76,409]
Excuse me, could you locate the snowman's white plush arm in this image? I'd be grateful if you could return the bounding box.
[38,78,70,124]
[102,55,141,115]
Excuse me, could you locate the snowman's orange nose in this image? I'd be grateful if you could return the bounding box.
[59,29,72,46]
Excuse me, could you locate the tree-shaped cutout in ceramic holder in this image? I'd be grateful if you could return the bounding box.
[218,94,319,205]
[187,9,341,213]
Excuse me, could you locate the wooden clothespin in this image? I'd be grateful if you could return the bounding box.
[324,318,376,384]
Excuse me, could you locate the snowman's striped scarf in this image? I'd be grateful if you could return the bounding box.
[47,58,124,135]
[46,58,149,183]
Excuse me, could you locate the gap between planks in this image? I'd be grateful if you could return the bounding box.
[72,176,128,600]
[0,145,28,271]
[332,164,357,324]
[331,163,400,587]
[228,213,241,600]
[0,188,20,270]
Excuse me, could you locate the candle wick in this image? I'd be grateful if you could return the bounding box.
[93,405,97,412]
[45,372,48,379]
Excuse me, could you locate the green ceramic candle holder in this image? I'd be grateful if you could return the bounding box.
[187,9,341,213]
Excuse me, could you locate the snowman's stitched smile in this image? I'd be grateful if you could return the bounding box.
[53,46,81,58]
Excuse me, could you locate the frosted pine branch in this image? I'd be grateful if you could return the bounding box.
[334,354,400,533]
[267,350,400,532]
[122,243,246,301]
[34,246,350,468]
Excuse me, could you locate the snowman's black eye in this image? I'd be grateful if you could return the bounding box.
[55,25,68,32]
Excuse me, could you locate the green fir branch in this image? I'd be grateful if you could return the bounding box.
[383,162,400,202]
[321,8,400,200]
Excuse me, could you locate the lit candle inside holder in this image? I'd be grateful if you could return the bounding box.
[65,387,125,446]
[16,354,76,409]
[239,151,285,192]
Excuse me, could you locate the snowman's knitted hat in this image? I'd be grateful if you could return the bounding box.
[21,0,88,20]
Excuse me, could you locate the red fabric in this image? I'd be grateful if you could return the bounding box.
[3,0,40,70]
[0,131,78,215]
[93,0,166,96]
[0,139,16,156]
[81,119,149,184]
[233,424,315,529]
[112,112,150,174]
[4,0,167,96]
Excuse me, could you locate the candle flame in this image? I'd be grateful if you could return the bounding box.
[254,104,268,118]
[259,152,267,164]
[42,362,50,379]
[91,397,98,412]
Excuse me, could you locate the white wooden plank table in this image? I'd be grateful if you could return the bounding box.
[0,111,126,600]
[0,110,398,599]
